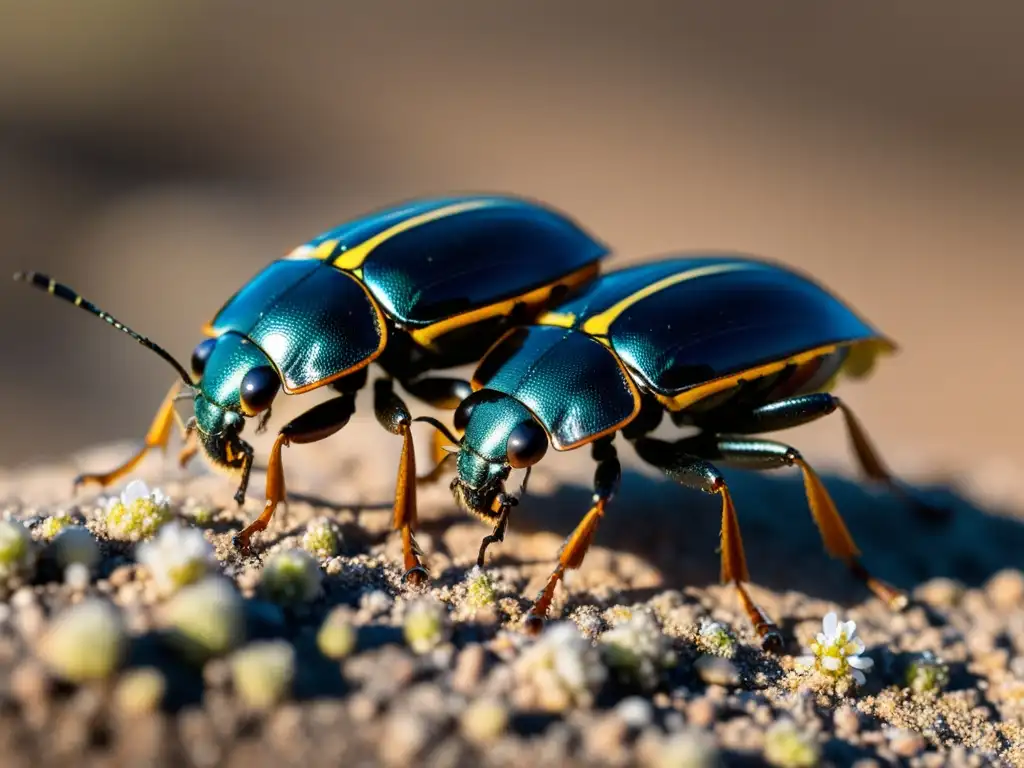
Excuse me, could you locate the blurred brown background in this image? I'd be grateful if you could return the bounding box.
[2,1,1023,492]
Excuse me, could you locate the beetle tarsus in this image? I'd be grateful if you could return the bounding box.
[523,613,546,635]
[849,559,908,610]
[402,566,429,586]
[234,502,273,551]
[760,629,784,653]
[525,566,564,630]
[734,581,783,652]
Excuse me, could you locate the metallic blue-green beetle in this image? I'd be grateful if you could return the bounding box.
[15,194,607,577]
[437,255,933,646]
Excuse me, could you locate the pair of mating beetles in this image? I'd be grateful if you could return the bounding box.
[17,194,924,648]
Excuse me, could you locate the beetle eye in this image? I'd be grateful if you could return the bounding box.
[453,396,477,432]
[239,366,279,415]
[191,338,217,380]
[506,420,548,468]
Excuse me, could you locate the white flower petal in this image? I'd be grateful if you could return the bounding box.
[822,612,838,638]
[841,620,857,639]
[821,656,841,671]
[793,656,816,669]
[851,669,866,686]
[847,638,865,655]
[848,655,873,670]
[122,480,150,505]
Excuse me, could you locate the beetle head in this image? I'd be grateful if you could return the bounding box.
[449,390,548,519]
[189,332,280,470]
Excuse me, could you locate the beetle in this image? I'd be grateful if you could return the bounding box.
[15,194,608,581]
[434,254,935,648]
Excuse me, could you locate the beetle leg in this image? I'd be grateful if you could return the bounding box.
[374,378,428,585]
[632,436,783,651]
[233,393,355,551]
[703,393,949,522]
[477,501,512,567]
[233,441,255,506]
[834,398,950,522]
[74,380,186,491]
[524,437,620,634]
[711,436,908,612]
[399,376,473,484]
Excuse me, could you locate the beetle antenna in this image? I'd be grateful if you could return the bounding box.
[14,271,196,389]
[412,415,461,447]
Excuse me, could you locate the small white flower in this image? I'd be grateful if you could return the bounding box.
[110,480,170,513]
[136,522,217,595]
[301,517,339,559]
[795,611,874,686]
[105,480,174,540]
[696,617,737,658]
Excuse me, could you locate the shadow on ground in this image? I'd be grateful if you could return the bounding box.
[37,432,1022,608]
[466,465,1023,607]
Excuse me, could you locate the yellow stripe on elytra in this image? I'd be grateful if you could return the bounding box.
[410,262,599,348]
[332,199,499,271]
[656,343,841,412]
[284,240,337,260]
[313,240,337,260]
[537,311,576,328]
[581,262,754,337]
[656,336,896,413]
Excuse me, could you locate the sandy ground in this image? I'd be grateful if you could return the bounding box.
[0,407,1022,767]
